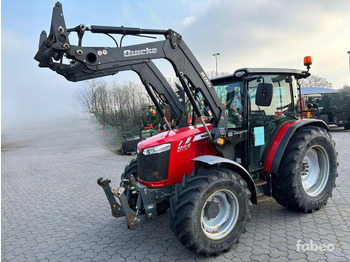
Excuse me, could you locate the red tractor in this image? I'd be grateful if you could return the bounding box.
[35,3,337,256]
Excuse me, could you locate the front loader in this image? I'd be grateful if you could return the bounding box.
[35,3,337,256]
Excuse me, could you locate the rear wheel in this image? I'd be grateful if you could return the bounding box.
[344,122,350,130]
[272,126,337,212]
[169,167,251,256]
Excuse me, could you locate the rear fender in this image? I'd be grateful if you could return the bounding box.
[265,119,329,174]
[192,155,257,204]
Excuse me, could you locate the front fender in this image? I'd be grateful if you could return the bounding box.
[192,155,257,204]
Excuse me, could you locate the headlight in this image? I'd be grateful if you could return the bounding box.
[143,143,171,155]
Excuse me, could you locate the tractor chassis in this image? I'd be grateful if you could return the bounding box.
[97,177,173,230]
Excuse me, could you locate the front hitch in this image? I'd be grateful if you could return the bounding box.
[97,178,124,218]
[97,177,147,230]
[98,177,174,230]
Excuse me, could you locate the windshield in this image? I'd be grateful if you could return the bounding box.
[214,81,243,128]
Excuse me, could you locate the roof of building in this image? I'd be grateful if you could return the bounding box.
[301,87,339,95]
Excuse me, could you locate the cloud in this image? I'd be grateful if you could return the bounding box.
[182,16,195,26]
[180,0,222,27]
[2,30,22,52]
[178,0,350,88]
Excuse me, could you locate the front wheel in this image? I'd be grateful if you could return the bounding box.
[169,167,251,256]
[272,126,337,212]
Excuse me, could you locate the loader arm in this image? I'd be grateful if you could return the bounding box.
[34,2,228,142]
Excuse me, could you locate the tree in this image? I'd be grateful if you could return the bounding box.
[339,84,350,94]
[78,79,109,126]
[299,75,333,89]
[206,70,230,78]
[109,81,149,136]
[78,80,150,138]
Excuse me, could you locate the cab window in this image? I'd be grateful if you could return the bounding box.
[249,74,293,120]
[214,81,242,128]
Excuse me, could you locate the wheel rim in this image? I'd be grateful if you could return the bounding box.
[301,145,330,197]
[200,189,239,240]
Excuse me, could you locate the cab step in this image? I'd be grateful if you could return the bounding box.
[257,194,272,202]
[254,179,268,187]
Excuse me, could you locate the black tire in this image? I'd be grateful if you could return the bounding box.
[344,122,350,130]
[169,167,251,256]
[319,114,330,125]
[121,159,169,214]
[272,126,337,212]
[121,158,138,182]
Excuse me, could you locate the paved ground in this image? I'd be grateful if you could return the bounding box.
[2,115,350,261]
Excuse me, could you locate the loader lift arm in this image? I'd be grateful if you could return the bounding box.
[34,2,228,141]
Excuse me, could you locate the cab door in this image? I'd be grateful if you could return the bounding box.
[248,74,296,172]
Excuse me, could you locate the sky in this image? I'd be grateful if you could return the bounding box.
[2,0,350,128]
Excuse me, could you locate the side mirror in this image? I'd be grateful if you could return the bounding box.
[256,83,273,107]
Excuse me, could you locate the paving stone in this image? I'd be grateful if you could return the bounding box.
[250,254,270,261]
[93,251,112,261]
[229,251,252,262]
[145,252,163,261]
[268,257,289,262]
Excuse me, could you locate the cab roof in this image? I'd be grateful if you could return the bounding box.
[211,68,309,81]
[235,68,306,75]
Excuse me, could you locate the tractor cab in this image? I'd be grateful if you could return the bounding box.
[211,68,307,173]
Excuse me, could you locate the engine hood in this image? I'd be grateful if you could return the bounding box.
[138,124,213,153]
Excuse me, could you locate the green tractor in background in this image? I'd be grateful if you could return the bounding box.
[121,105,163,154]
[301,87,350,129]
